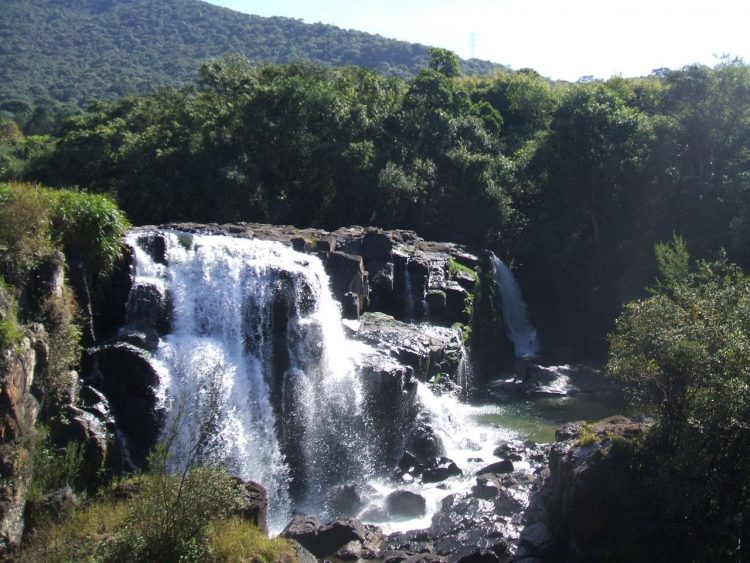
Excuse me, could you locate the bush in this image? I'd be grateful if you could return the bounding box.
[0,182,53,282]
[48,188,129,276]
[207,517,296,563]
[606,237,750,559]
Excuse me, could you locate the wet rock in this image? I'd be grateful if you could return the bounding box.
[406,423,444,464]
[476,460,514,476]
[517,522,554,557]
[281,515,384,559]
[234,479,268,533]
[492,441,524,462]
[327,483,365,518]
[126,281,172,335]
[86,343,163,467]
[315,250,369,319]
[422,457,462,483]
[471,477,499,500]
[385,490,427,519]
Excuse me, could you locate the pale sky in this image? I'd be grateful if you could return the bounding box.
[204,0,749,81]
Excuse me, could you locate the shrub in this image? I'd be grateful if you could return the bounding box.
[0,276,22,348]
[0,182,53,282]
[207,517,296,563]
[48,188,129,276]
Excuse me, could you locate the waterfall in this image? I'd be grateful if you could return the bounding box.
[490,253,540,358]
[126,230,375,531]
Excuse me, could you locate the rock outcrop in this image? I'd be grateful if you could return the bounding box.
[0,329,46,558]
[517,416,651,561]
[123,223,480,330]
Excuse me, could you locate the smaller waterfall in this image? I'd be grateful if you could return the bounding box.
[490,253,540,358]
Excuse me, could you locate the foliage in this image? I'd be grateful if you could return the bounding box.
[0,276,22,348]
[0,182,54,282]
[0,0,505,130]
[607,241,750,559]
[25,426,84,505]
[20,496,129,563]
[7,55,750,358]
[207,517,296,563]
[48,189,129,276]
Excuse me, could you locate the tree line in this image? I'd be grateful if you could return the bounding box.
[2,50,750,356]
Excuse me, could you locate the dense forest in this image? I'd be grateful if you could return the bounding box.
[3,50,748,357]
[0,0,505,132]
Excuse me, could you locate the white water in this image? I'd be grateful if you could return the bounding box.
[126,231,374,531]
[362,382,517,533]
[125,230,537,536]
[490,253,540,358]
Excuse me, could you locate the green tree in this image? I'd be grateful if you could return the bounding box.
[607,239,750,559]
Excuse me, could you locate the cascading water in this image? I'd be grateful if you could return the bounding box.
[126,230,376,531]
[490,253,540,358]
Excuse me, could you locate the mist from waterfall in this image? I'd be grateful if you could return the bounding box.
[490,253,540,358]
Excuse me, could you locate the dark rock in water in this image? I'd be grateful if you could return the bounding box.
[471,477,499,500]
[314,250,369,318]
[327,483,365,518]
[405,423,444,464]
[234,479,268,534]
[492,441,524,462]
[114,329,160,353]
[422,457,462,483]
[281,515,384,559]
[385,490,427,519]
[126,281,172,335]
[476,459,514,476]
[86,343,163,467]
[136,231,169,265]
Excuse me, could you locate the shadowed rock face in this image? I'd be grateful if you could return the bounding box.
[518,416,651,561]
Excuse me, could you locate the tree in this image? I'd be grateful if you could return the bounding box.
[607,238,750,558]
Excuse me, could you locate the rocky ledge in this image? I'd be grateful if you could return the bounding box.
[122,222,479,326]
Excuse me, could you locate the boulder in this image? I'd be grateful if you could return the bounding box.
[86,343,162,467]
[385,490,427,519]
[404,423,444,464]
[234,479,268,534]
[327,483,365,519]
[421,457,462,483]
[125,281,172,335]
[281,515,384,559]
[476,460,514,476]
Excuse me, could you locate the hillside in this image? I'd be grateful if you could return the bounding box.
[0,0,505,116]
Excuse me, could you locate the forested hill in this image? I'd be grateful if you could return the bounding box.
[0,0,504,115]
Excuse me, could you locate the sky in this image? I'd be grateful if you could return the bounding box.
[204,0,749,81]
